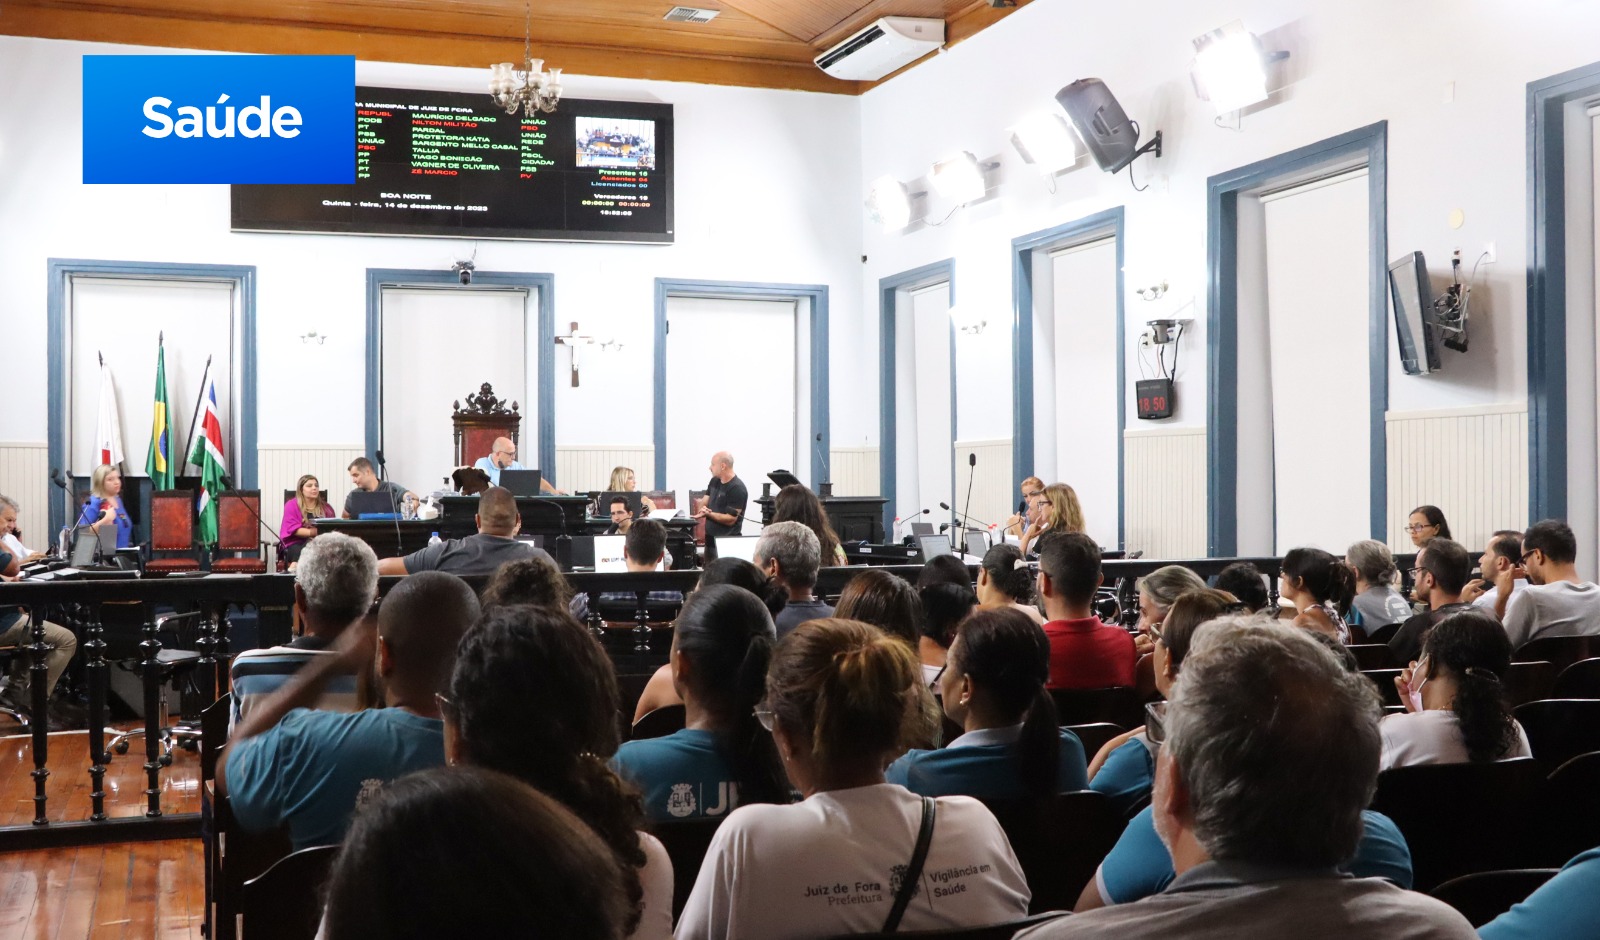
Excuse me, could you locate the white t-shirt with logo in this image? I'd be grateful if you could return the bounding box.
[1379,709,1533,772]
[1502,580,1600,649]
[675,783,1029,940]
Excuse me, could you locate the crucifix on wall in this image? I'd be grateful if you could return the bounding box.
[554,321,596,386]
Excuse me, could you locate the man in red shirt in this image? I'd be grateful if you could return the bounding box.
[1037,532,1136,689]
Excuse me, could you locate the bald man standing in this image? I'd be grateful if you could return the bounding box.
[694,451,747,541]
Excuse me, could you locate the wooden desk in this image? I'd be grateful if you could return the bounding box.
[437,495,589,538]
[315,519,435,559]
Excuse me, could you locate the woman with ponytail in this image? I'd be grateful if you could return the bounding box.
[442,606,672,940]
[1381,608,1532,770]
[614,584,789,822]
[977,543,1045,625]
[888,607,1088,799]
[1279,546,1357,643]
[677,619,1030,939]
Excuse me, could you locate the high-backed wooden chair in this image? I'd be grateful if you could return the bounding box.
[212,491,268,574]
[451,382,521,468]
[146,489,200,574]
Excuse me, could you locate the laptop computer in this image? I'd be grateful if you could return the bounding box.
[714,535,762,563]
[908,522,935,537]
[498,469,543,496]
[514,533,547,549]
[593,534,629,572]
[348,489,402,518]
[567,535,597,569]
[70,525,117,567]
[916,534,954,559]
[964,530,991,558]
[596,490,643,517]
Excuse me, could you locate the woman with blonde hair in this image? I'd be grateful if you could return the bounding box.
[1020,482,1085,556]
[607,466,654,514]
[1002,476,1045,539]
[279,474,334,566]
[77,464,132,549]
[677,619,1030,938]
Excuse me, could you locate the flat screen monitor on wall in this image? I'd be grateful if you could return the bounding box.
[1388,251,1441,376]
[232,87,673,243]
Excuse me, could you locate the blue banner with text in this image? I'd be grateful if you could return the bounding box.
[82,55,355,184]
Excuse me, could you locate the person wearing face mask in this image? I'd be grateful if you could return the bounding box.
[1381,609,1532,771]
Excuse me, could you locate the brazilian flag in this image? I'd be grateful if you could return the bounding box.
[145,340,173,490]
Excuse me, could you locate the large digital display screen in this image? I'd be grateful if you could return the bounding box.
[231,87,673,243]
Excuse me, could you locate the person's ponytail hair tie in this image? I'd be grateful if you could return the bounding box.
[1463,666,1501,684]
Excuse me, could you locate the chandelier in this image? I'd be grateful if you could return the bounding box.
[489,6,562,116]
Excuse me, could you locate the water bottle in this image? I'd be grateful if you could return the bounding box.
[428,531,442,547]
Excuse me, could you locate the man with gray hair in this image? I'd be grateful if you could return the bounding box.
[756,520,831,639]
[1021,619,1475,939]
[0,494,80,724]
[229,531,379,724]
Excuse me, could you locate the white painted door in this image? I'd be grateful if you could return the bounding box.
[1262,168,1372,552]
[895,284,954,530]
[69,277,236,478]
[663,296,796,533]
[380,287,530,496]
[1050,237,1120,547]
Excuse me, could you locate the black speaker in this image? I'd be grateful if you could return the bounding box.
[1055,78,1145,173]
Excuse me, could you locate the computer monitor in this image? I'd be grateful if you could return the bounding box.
[597,490,643,517]
[593,534,629,572]
[917,534,953,560]
[909,522,935,537]
[964,530,990,558]
[498,469,544,496]
[348,489,402,518]
[514,533,547,549]
[567,535,596,570]
[70,525,117,567]
[714,535,762,563]
[767,469,803,489]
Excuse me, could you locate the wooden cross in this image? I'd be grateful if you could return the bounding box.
[554,320,596,387]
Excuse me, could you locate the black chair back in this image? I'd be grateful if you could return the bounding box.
[1429,868,1559,927]
[1064,722,1125,760]
[827,911,1070,939]
[1048,687,1142,730]
[654,817,724,920]
[1552,657,1600,698]
[1366,621,1401,645]
[1514,698,1600,768]
[1370,758,1553,892]
[1546,750,1600,859]
[631,704,687,740]
[200,693,232,783]
[1349,644,1397,670]
[1514,634,1600,672]
[238,844,339,940]
[1362,669,1404,708]
[980,790,1126,913]
[1503,660,1558,708]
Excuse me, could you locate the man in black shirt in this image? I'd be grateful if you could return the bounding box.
[1388,537,1473,663]
[695,451,747,540]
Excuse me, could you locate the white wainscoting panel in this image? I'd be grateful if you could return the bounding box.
[954,439,1013,534]
[828,447,880,497]
[1124,427,1208,559]
[1386,404,1528,554]
[556,445,656,493]
[258,445,365,563]
[0,442,50,549]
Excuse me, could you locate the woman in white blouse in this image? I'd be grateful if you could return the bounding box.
[1382,608,1532,771]
[677,618,1030,939]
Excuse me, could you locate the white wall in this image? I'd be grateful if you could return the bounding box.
[0,36,866,490]
[859,0,1600,546]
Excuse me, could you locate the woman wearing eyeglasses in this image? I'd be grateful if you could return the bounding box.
[441,606,673,940]
[1001,476,1045,539]
[676,619,1030,939]
[1405,504,1453,548]
[611,584,788,823]
[1382,608,1531,770]
[888,607,1088,799]
[1088,589,1238,819]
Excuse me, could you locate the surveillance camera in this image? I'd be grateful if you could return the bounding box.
[452,260,475,285]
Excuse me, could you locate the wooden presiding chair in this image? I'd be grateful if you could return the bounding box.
[212,491,268,574]
[451,381,521,468]
[145,489,201,575]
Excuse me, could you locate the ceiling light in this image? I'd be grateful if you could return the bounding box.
[489,4,563,116]
[1191,21,1270,115]
[866,175,912,230]
[929,152,986,204]
[1009,112,1080,175]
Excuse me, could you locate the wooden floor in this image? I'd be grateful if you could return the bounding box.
[0,725,205,938]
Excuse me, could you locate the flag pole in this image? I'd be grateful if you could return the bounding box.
[181,348,213,474]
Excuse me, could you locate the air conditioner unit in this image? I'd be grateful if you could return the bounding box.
[814,17,945,81]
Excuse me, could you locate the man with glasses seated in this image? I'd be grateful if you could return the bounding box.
[473,436,561,494]
[1497,519,1600,649]
[1387,538,1473,664]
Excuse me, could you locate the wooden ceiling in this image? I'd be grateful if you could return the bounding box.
[0,0,1033,93]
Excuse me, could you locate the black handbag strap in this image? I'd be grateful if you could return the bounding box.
[882,796,937,933]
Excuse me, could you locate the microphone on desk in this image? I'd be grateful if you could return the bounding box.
[375,449,388,485]
[960,452,977,546]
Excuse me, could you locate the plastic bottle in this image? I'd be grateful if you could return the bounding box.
[428,531,442,547]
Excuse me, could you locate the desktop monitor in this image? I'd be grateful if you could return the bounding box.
[917,534,953,559]
[498,469,544,496]
[347,490,401,518]
[964,530,990,558]
[70,526,117,567]
[908,522,935,537]
[514,533,547,550]
[597,490,643,517]
[1388,250,1442,376]
[567,535,597,570]
[714,535,763,563]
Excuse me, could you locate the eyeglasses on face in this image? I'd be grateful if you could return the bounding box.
[1404,523,1438,534]
[1520,549,1540,565]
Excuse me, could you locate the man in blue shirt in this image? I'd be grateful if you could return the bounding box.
[472,436,524,486]
[217,571,480,849]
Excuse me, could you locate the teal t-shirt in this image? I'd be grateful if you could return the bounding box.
[613,728,745,823]
[1097,805,1414,904]
[227,707,446,849]
[885,726,1089,800]
[1088,734,1156,818]
[1478,847,1600,940]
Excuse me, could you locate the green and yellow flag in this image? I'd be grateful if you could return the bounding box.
[145,339,173,490]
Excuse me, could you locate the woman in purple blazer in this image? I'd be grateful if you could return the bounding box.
[279,474,334,567]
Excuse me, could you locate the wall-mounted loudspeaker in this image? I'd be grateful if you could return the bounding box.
[1055,78,1162,175]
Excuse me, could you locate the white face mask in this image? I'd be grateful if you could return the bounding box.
[1408,657,1429,712]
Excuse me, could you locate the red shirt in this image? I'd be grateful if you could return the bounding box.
[1042,617,1137,690]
